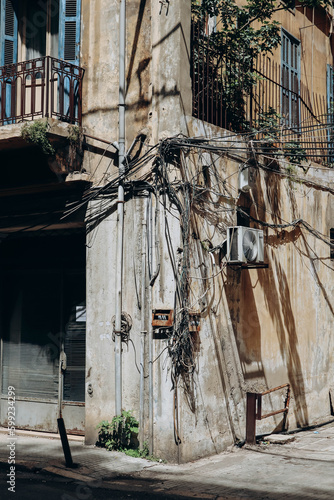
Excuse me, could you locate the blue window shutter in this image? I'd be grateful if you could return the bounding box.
[327,64,334,162]
[0,0,18,66]
[59,0,81,64]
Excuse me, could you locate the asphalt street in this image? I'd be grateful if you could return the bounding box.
[0,467,191,500]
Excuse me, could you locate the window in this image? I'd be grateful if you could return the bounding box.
[281,29,300,129]
[0,0,82,124]
[0,0,81,66]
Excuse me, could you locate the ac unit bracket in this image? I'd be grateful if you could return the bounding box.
[226,262,269,270]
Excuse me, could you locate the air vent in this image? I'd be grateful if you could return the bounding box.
[64,21,76,61]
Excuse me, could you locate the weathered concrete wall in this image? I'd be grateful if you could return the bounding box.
[83,0,334,464]
[180,116,334,445]
[81,0,152,183]
[150,0,192,141]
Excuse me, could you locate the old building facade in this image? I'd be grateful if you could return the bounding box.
[0,0,333,463]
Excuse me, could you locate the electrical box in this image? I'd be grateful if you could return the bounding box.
[152,309,173,328]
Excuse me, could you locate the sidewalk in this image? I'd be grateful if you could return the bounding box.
[1,422,334,499]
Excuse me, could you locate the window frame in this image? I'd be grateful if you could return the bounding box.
[281,28,301,131]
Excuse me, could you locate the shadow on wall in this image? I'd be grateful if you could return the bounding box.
[184,214,246,445]
[238,163,309,427]
[257,242,309,428]
[223,225,309,428]
[224,267,265,385]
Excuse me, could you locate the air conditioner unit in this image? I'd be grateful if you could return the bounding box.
[226,227,264,264]
[239,166,256,192]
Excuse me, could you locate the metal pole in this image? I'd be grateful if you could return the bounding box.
[115,0,126,416]
[139,199,147,446]
[246,392,257,445]
[148,274,153,454]
[148,193,154,454]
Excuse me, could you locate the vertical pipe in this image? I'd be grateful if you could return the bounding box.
[311,7,314,110]
[115,0,126,416]
[148,272,153,454]
[139,198,147,447]
[58,270,65,419]
[148,193,155,455]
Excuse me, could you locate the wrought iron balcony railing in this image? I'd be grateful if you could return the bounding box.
[0,56,84,127]
[191,18,334,166]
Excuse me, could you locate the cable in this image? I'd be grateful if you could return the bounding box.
[129,338,169,377]
[237,207,334,248]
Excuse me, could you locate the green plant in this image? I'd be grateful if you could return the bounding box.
[67,125,82,145]
[21,120,55,156]
[192,0,332,130]
[123,441,163,461]
[254,109,307,166]
[96,410,139,452]
[283,141,307,165]
[256,107,282,144]
[96,414,164,461]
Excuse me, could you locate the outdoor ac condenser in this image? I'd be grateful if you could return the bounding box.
[226,226,264,264]
[239,166,256,192]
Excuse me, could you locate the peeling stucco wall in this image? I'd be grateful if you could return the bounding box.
[82,1,334,463]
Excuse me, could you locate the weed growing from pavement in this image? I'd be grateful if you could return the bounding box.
[96,411,164,462]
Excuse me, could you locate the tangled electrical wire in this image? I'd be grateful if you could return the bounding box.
[154,131,334,403]
[155,153,197,388]
[58,130,334,402]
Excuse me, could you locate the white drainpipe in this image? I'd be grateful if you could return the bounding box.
[115,0,126,416]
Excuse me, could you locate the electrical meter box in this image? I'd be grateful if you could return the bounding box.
[152,309,173,328]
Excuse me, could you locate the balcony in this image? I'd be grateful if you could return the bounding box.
[0,56,84,128]
[191,19,334,166]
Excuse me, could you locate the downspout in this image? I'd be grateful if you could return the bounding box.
[115,0,126,416]
[148,250,154,455]
[139,199,147,446]
[148,191,160,454]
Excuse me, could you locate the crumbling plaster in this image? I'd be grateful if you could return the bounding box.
[82,0,334,463]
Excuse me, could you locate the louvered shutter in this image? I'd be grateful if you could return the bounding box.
[0,0,18,66]
[327,64,334,162]
[63,323,86,402]
[59,0,81,64]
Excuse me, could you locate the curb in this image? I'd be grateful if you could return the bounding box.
[0,427,84,442]
[0,460,43,473]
